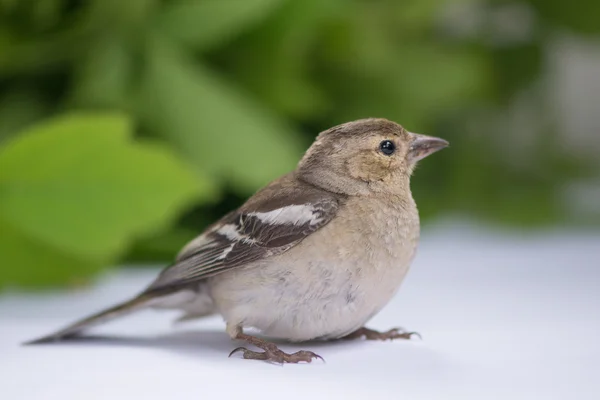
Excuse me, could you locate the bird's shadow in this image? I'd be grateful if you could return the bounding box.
[32,329,362,361]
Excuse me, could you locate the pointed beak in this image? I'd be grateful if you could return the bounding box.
[407,132,449,163]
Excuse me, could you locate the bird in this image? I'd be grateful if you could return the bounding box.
[25,118,449,363]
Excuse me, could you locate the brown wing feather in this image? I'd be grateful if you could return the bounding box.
[144,174,343,294]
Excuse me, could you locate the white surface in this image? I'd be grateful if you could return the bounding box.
[2,222,599,400]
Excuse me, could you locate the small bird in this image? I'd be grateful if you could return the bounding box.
[26,118,448,363]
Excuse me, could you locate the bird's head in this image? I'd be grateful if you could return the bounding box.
[297,118,449,196]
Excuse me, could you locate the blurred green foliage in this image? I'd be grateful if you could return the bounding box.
[0,113,205,287]
[0,0,598,289]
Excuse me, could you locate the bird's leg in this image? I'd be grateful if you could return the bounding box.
[341,327,421,341]
[228,332,323,364]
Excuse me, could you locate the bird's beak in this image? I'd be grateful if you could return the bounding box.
[407,133,449,163]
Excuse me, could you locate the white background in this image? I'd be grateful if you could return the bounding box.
[2,221,599,400]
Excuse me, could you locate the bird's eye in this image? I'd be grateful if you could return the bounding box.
[379,140,395,156]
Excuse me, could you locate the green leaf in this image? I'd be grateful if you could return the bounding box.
[138,38,303,192]
[219,0,336,119]
[0,112,211,260]
[159,0,285,51]
[69,36,133,109]
[0,216,101,289]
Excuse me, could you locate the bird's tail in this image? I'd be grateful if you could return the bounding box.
[23,294,152,345]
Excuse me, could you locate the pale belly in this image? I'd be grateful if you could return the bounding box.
[208,198,420,341]
[209,261,410,341]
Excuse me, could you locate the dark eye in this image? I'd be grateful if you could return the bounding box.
[379,140,395,156]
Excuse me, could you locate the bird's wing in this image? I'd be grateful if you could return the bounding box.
[144,176,341,294]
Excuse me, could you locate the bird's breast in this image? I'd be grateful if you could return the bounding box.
[210,195,420,341]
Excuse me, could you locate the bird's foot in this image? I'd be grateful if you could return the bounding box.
[342,327,421,341]
[229,346,323,363]
[229,333,323,364]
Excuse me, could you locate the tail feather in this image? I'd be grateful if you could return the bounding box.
[23,295,151,345]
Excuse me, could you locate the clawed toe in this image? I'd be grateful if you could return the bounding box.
[289,350,324,363]
[386,328,421,340]
[228,344,324,364]
[228,346,252,358]
[343,326,422,341]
